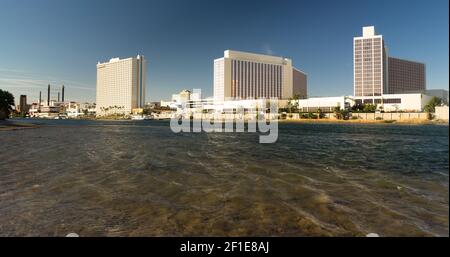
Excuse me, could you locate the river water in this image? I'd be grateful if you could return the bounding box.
[0,119,448,236]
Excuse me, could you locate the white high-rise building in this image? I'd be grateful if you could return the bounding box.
[353,26,389,98]
[213,50,307,101]
[96,55,146,116]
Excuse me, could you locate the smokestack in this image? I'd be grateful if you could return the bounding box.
[58,92,60,102]
[39,91,42,112]
[47,84,50,106]
[62,85,65,102]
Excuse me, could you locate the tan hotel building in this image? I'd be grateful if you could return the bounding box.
[214,50,307,101]
[96,55,146,115]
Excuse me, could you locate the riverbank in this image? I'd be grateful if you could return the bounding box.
[279,118,449,125]
[0,120,40,131]
[4,117,448,128]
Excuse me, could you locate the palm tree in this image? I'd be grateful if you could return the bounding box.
[0,89,15,120]
[424,97,442,113]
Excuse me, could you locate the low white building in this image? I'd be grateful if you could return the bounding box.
[179,98,278,118]
[295,96,352,113]
[354,93,434,112]
[160,100,179,109]
[292,93,438,113]
[403,89,449,105]
[65,102,82,118]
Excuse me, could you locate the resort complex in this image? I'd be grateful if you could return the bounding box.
[4,26,449,122]
[0,0,449,249]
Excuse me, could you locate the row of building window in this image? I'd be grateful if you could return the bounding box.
[231,60,282,98]
[355,98,402,104]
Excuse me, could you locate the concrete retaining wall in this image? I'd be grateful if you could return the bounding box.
[351,112,428,121]
[435,106,449,121]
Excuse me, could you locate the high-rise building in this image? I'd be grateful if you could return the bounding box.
[293,68,307,99]
[353,26,389,97]
[96,55,146,115]
[354,26,428,103]
[213,50,307,101]
[388,57,426,94]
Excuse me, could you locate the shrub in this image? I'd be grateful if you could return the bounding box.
[0,89,15,120]
[334,107,350,120]
[424,97,442,114]
[307,112,318,119]
[363,104,377,113]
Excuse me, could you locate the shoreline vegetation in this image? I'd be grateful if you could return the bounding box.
[278,118,449,125]
[1,117,447,132]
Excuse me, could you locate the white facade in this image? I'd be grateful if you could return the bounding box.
[65,102,82,118]
[160,100,177,109]
[435,106,449,121]
[172,89,191,104]
[96,55,146,116]
[191,89,202,101]
[296,93,435,113]
[214,50,299,101]
[354,93,434,112]
[296,97,352,112]
[182,98,275,116]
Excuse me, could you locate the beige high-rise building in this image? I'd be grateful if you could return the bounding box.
[96,55,146,116]
[353,26,389,97]
[214,50,307,101]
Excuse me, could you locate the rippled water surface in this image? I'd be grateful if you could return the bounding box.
[0,119,448,236]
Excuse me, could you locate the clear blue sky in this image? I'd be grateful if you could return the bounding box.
[0,0,448,103]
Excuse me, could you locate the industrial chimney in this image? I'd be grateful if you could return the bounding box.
[62,85,65,102]
[47,84,50,106]
[58,92,60,102]
[39,91,42,112]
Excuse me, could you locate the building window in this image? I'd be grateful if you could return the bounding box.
[384,98,401,104]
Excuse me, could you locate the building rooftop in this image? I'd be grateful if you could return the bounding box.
[223,49,292,64]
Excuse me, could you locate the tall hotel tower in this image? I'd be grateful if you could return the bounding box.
[354,26,427,103]
[214,50,307,101]
[353,26,389,98]
[96,55,146,115]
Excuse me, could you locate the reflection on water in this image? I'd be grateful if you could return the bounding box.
[0,119,448,236]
